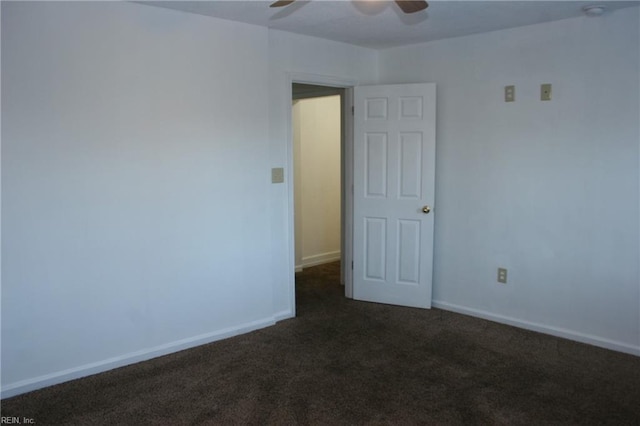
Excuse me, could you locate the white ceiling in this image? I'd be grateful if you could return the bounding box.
[140,1,639,49]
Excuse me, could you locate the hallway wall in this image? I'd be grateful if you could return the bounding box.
[293,95,342,271]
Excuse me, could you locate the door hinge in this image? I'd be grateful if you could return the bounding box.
[351,261,354,270]
[351,105,354,115]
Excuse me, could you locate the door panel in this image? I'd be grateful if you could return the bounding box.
[397,219,421,285]
[364,217,386,281]
[353,83,436,309]
[399,132,423,199]
[365,133,388,198]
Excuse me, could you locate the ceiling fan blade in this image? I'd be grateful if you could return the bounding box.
[270,0,296,7]
[395,0,429,14]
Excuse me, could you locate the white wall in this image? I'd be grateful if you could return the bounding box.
[1,2,379,397]
[1,2,275,396]
[268,30,378,316]
[379,9,640,354]
[293,96,342,270]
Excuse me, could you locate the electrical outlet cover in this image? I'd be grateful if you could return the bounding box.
[498,268,508,284]
[541,84,552,101]
[505,85,515,102]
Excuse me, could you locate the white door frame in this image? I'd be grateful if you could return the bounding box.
[285,72,356,314]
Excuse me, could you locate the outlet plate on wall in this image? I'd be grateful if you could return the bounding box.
[505,85,515,102]
[541,84,552,101]
[498,268,508,284]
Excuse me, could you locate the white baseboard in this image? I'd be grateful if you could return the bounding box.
[295,265,303,273]
[301,251,341,269]
[1,316,277,399]
[273,309,294,322]
[432,300,640,357]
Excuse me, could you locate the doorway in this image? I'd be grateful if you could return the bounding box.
[291,82,352,307]
[285,78,436,316]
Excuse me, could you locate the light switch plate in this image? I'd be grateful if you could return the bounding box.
[541,84,552,101]
[271,167,284,184]
[505,85,515,102]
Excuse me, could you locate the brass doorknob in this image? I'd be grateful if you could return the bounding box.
[422,205,431,214]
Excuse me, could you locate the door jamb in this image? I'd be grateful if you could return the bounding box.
[285,73,356,313]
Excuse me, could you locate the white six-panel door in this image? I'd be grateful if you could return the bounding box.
[353,83,436,308]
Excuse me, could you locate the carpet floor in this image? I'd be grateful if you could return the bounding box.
[2,261,639,425]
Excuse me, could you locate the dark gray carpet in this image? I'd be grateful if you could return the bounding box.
[3,261,639,425]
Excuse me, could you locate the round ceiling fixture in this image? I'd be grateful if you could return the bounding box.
[582,5,606,16]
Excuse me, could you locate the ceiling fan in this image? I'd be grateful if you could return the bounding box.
[270,0,429,14]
